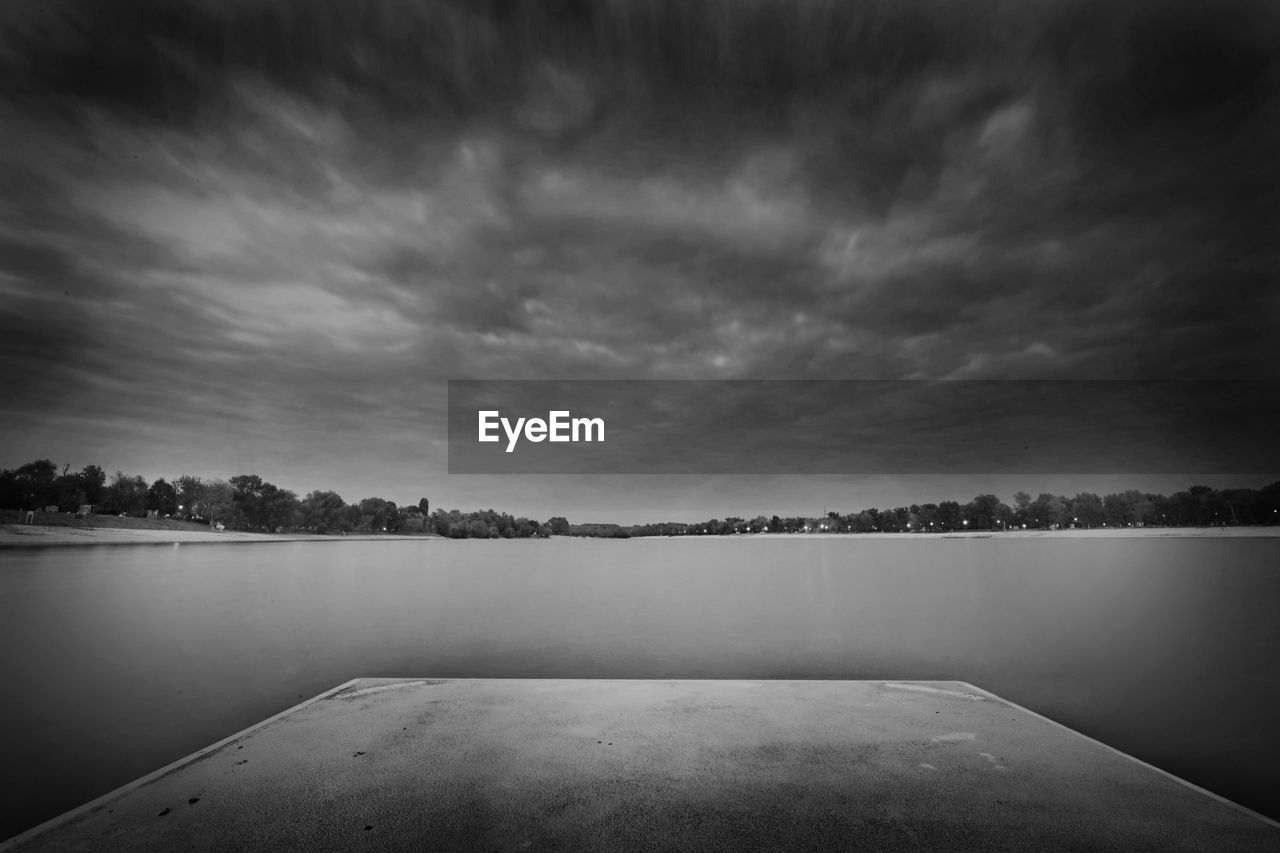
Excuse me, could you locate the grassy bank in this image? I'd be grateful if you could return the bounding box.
[0,510,443,546]
[0,509,219,533]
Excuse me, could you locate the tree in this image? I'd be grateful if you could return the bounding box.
[430,508,459,537]
[230,475,267,528]
[147,478,178,516]
[1045,495,1070,529]
[964,494,1006,530]
[358,497,396,533]
[53,466,90,512]
[1103,490,1153,527]
[547,516,570,536]
[203,479,242,529]
[1028,493,1069,529]
[175,475,203,520]
[1,459,58,509]
[936,501,962,531]
[263,488,300,532]
[301,490,350,533]
[1070,493,1103,528]
[79,465,106,505]
[397,505,427,532]
[229,474,297,531]
[103,471,149,516]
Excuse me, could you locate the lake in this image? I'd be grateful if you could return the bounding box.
[2,535,1278,839]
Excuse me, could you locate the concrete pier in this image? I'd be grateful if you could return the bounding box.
[5,679,1277,851]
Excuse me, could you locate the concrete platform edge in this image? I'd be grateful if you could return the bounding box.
[5,678,1277,848]
[0,678,364,850]
[957,681,1280,831]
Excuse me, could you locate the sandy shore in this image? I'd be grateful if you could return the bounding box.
[0,525,441,547]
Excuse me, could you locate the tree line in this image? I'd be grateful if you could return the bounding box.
[0,459,566,539]
[569,484,1280,537]
[3,459,1277,539]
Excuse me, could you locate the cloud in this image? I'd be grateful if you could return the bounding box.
[0,0,1276,510]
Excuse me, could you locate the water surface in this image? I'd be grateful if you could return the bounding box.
[2,536,1278,838]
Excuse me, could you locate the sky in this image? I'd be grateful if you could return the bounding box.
[1,0,1277,522]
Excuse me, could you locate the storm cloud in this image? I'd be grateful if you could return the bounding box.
[1,0,1276,514]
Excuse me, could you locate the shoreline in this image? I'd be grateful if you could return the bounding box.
[0,525,442,547]
[2,524,1276,547]
[735,527,1280,539]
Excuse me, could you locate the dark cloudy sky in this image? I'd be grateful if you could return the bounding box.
[1,0,1277,521]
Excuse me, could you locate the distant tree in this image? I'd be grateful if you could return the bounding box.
[301,490,349,533]
[547,516,570,536]
[103,471,149,516]
[147,478,179,516]
[1070,493,1103,528]
[845,510,871,532]
[229,474,297,531]
[203,479,243,529]
[570,522,630,538]
[1,459,58,509]
[229,475,268,527]
[418,497,430,515]
[915,503,940,531]
[175,475,203,519]
[1261,481,1280,525]
[397,505,427,532]
[1045,495,1070,529]
[964,494,1006,530]
[79,465,106,506]
[263,488,300,532]
[429,508,449,537]
[1103,490,1153,527]
[53,467,87,512]
[358,497,397,533]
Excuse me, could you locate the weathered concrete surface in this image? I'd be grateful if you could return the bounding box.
[5,679,1277,851]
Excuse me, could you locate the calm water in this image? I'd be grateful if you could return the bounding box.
[2,536,1279,838]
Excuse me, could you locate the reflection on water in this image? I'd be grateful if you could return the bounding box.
[2,536,1278,837]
